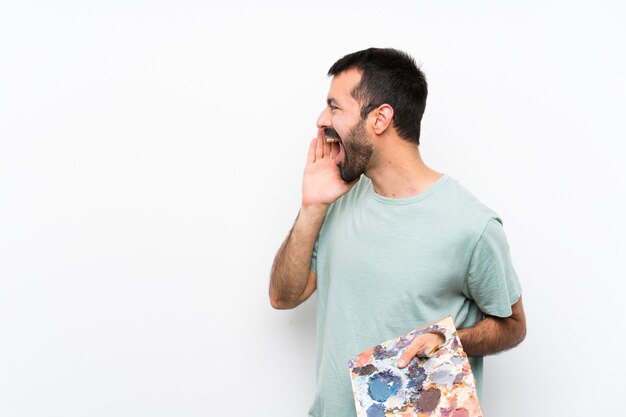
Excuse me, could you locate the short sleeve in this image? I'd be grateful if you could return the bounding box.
[463,217,522,317]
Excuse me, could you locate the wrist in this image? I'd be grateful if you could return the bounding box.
[300,203,329,218]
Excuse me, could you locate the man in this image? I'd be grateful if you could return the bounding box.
[269,48,526,417]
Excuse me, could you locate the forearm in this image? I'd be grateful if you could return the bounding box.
[457,304,526,356]
[269,204,327,308]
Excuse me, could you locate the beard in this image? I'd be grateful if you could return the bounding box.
[324,118,373,182]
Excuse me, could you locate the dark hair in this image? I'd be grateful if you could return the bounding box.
[328,48,428,145]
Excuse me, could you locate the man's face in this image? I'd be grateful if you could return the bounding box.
[317,69,373,182]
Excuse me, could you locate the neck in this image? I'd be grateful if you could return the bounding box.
[365,137,443,199]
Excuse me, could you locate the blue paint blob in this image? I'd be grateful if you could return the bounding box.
[406,365,427,389]
[367,370,402,402]
[366,403,386,417]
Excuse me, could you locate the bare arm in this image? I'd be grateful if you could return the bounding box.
[398,296,526,367]
[457,295,527,356]
[269,206,325,309]
[269,129,358,309]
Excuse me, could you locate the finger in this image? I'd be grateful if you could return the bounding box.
[307,138,317,163]
[315,129,324,160]
[423,343,441,357]
[397,340,425,368]
[427,331,445,345]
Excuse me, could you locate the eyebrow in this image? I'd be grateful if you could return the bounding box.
[327,97,340,107]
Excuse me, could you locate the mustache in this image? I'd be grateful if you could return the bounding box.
[323,128,341,140]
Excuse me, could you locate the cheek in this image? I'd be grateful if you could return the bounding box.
[331,116,345,132]
[332,116,356,138]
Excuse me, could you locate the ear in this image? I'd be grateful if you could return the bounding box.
[371,104,394,135]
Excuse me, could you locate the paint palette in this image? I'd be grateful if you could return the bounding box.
[348,316,483,417]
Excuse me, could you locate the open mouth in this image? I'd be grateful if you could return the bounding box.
[323,128,341,144]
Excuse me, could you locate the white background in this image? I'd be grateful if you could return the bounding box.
[1,1,625,416]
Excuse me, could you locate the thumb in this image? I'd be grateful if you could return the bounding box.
[397,340,424,368]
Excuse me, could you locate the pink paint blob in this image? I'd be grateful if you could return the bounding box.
[452,408,470,417]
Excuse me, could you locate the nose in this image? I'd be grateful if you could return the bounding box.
[316,106,331,130]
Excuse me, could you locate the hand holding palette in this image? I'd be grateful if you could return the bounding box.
[348,316,483,417]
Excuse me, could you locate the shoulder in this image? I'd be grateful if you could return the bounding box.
[437,176,497,213]
[433,176,504,242]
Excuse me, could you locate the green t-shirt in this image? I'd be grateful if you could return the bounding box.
[308,174,521,417]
